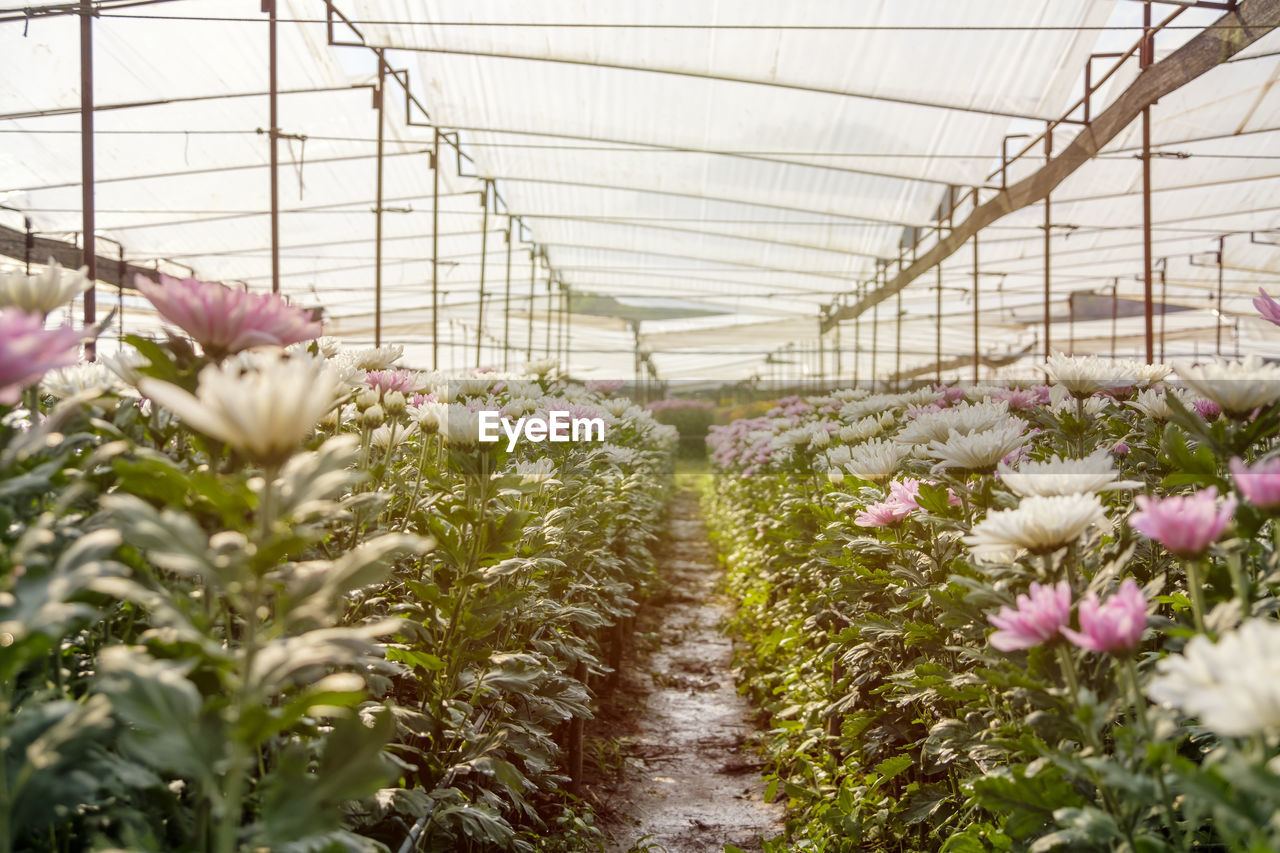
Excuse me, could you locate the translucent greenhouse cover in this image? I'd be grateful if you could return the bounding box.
[1,0,1279,382]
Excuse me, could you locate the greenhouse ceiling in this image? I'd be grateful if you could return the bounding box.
[2,0,1279,382]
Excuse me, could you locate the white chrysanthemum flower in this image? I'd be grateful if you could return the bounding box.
[962,494,1107,560]
[926,422,1026,472]
[1147,619,1280,737]
[451,376,496,398]
[522,358,559,377]
[896,400,1017,445]
[370,422,418,452]
[439,403,482,446]
[514,457,557,485]
[101,348,148,387]
[843,438,909,483]
[410,402,444,432]
[997,450,1136,497]
[601,443,642,467]
[501,397,539,418]
[40,362,118,400]
[840,393,912,422]
[138,351,341,466]
[826,445,853,469]
[0,259,90,315]
[600,398,634,418]
[347,344,404,371]
[1047,383,1111,417]
[1044,352,1133,397]
[315,336,343,358]
[831,388,870,403]
[839,412,894,443]
[1128,387,1171,420]
[1124,359,1173,386]
[1177,355,1280,416]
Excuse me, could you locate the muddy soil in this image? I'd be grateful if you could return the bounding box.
[585,481,784,852]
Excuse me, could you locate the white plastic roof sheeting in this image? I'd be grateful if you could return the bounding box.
[2,0,1279,382]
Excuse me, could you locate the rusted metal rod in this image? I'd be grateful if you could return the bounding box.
[1141,2,1155,363]
[502,224,512,370]
[373,51,385,344]
[431,133,440,368]
[475,182,489,367]
[1043,127,1052,360]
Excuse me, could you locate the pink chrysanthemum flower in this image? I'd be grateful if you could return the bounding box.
[1253,287,1280,327]
[854,499,912,528]
[987,580,1072,651]
[1062,579,1147,655]
[587,379,625,394]
[134,274,321,357]
[1192,398,1222,420]
[0,309,82,404]
[1230,457,1280,510]
[1129,487,1236,557]
[365,369,417,395]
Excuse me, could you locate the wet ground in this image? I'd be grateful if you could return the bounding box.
[586,478,784,852]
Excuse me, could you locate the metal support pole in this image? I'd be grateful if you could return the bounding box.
[545,276,552,357]
[870,268,880,388]
[894,284,903,390]
[1069,293,1075,355]
[564,285,572,374]
[817,317,825,386]
[1141,2,1155,364]
[1215,236,1225,356]
[935,263,942,385]
[117,246,124,342]
[1158,260,1167,362]
[266,0,280,295]
[502,224,512,370]
[23,216,32,274]
[1043,127,1053,360]
[1111,277,1119,358]
[972,225,980,384]
[526,248,536,360]
[80,0,96,361]
[833,314,842,379]
[853,285,861,386]
[431,133,440,368]
[475,182,489,367]
[373,52,386,345]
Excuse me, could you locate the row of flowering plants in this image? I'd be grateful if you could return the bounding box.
[704,301,1280,851]
[0,263,674,852]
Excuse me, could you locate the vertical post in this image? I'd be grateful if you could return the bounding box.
[431,132,440,369]
[1215,236,1225,357]
[816,317,825,387]
[1158,260,1167,362]
[23,216,32,274]
[870,269,880,389]
[564,285,572,374]
[833,312,842,379]
[475,183,489,367]
[853,285,861,386]
[373,52,386,346]
[1110,277,1119,358]
[972,224,980,384]
[545,276,553,357]
[265,0,280,295]
[117,246,125,343]
[502,223,513,370]
[80,0,96,361]
[1140,2,1155,364]
[526,248,536,360]
[935,263,943,385]
[1043,127,1052,360]
[894,284,903,389]
[1068,293,1075,355]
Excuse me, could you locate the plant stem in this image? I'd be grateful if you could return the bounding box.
[1055,643,1081,706]
[1184,559,1208,634]
[1122,657,1186,851]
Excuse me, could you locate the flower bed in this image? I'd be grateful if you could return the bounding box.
[0,268,675,852]
[705,346,1280,850]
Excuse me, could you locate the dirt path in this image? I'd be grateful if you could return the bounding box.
[588,479,784,852]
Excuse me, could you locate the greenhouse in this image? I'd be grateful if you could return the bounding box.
[3,1,1280,851]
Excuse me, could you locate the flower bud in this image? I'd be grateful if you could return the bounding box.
[359,404,385,428]
[827,467,844,486]
[384,391,407,416]
[355,389,379,410]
